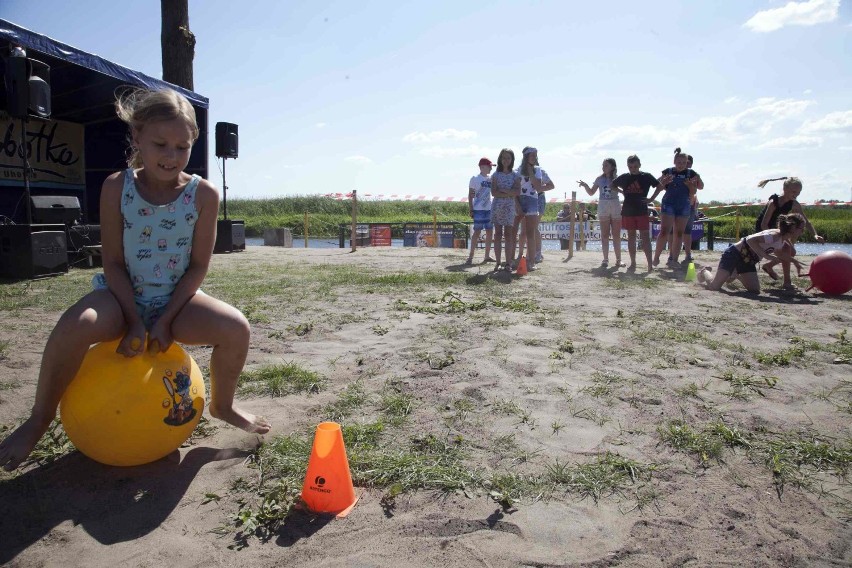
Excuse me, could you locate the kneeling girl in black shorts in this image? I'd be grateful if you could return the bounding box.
[698,213,805,293]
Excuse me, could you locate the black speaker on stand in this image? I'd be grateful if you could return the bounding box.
[213,122,245,253]
[0,47,65,279]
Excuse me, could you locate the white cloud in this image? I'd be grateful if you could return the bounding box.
[799,110,852,133]
[418,144,492,158]
[403,129,477,143]
[315,122,327,128]
[744,0,839,32]
[560,125,682,156]
[839,146,852,151]
[687,97,813,141]
[755,135,822,149]
[803,89,813,95]
[344,155,373,165]
[724,96,741,104]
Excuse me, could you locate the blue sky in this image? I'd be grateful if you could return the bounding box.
[5,0,851,203]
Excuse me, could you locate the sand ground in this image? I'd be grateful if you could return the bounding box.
[1,245,850,567]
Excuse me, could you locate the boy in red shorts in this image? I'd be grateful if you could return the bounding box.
[612,155,672,272]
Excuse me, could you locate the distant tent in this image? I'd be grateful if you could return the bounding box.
[0,18,209,222]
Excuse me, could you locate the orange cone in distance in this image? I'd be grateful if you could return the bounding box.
[301,422,358,517]
[516,257,528,276]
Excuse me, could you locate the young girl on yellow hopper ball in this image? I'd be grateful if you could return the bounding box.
[0,89,270,471]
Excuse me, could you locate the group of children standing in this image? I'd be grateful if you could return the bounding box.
[466,148,823,291]
[466,147,554,272]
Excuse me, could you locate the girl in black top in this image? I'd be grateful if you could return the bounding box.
[756,177,824,288]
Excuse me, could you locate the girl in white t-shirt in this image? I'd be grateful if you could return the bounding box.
[698,213,805,293]
[578,158,623,268]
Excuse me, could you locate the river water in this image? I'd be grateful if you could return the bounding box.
[245,237,852,256]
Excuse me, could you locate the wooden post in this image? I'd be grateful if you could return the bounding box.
[579,203,587,251]
[735,209,741,240]
[567,191,577,259]
[304,211,309,248]
[350,190,358,253]
[432,209,438,248]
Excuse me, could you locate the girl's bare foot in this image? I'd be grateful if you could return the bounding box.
[762,264,779,280]
[0,417,51,471]
[209,405,271,434]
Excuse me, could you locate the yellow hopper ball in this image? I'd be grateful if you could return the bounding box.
[59,339,206,466]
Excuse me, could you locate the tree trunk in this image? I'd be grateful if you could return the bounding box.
[160,0,195,90]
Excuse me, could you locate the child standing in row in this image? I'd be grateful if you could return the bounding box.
[465,157,495,265]
[578,158,623,267]
[513,147,554,271]
[653,148,702,268]
[680,154,704,263]
[0,89,270,471]
[612,155,672,272]
[490,149,520,271]
[755,177,824,289]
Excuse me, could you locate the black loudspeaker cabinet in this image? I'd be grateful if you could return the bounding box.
[214,219,245,253]
[215,122,238,158]
[4,55,28,119]
[0,224,69,279]
[28,59,51,119]
[31,195,81,225]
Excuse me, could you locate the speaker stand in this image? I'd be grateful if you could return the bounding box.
[214,156,244,253]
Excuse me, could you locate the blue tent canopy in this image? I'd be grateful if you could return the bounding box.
[0,19,208,222]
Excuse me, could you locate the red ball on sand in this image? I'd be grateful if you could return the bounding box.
[806,250,852,295]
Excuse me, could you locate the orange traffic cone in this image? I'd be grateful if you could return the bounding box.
[516,257,528,276]
[300,422,358,517]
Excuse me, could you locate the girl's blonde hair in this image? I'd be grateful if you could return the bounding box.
[115,88,199,168]
[757,176,802,190]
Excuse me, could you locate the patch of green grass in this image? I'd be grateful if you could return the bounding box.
[414,350,455,370]
[493,398,524,417]
[25,419,75,466]
[762,432,852,496]
[238,363,326,397]
[322,380,369,422]
[580,371,625,399]
[658,420,725,466]
[0,271,93,313]
[372,324,389,336]
[715,371,778,399]
[813,379,852,414]
[676,382,703,399]
[0,339,9,361]
[546,452,656,504]
[755,345,806,366]
[556,338,575,353]
[380,383,415,426]
[288,322,313,336]
[490,296,541,313]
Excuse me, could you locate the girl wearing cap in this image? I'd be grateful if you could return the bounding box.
[490,149,521,271]
[513,147,554,271]
[578,158,623,268]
